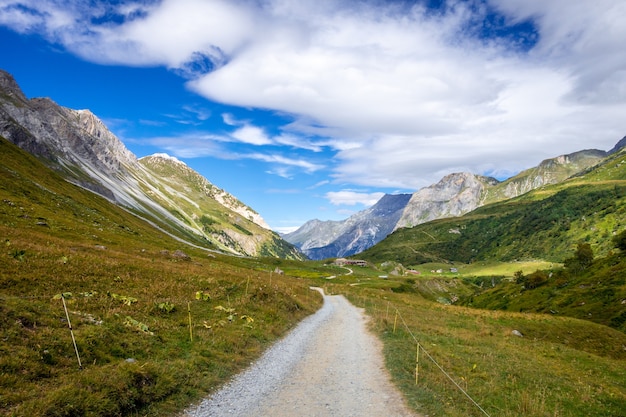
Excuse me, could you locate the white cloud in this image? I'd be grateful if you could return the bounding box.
[3,0,625,191]
[143,132,324,178]
[182,105,211,121]
[221,113,239,126]
[309,180,330,189]
[274,133,323,152]
[273,225,300,234]
[248,153,324,173]
[231,125,273,146]
[325,190,385,207]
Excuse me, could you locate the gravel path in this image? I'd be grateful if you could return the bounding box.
[185,288,418,417]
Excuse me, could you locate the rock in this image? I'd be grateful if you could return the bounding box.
[172,250,190,260]
[511,329,523,337]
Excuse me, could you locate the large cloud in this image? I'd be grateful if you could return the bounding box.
[2,0,625,191]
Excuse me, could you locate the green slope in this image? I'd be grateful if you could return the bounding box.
[357,148,626,332]
[460,248,626,332]
[0,136,321,416]
[137,155,304,259]
[360,150,626,266]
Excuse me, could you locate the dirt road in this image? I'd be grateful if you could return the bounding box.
[186,288,418,417]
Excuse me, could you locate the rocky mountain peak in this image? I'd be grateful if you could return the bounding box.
[284,193,411,260]
[148,153,185,165]
[0,69,27,102]
[608,136,626,155]
[140,153,271,231]
[394,172,496,230]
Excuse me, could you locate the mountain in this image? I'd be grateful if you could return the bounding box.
[0,69,302,259]
[481,149,608,205]
[394,172,499,229]
[285,149,607,260]
[285,194,411,259]
[359,145,626,266]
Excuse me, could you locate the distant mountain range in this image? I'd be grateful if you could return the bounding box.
[0,69,302,259]
[284,193,412,260]
[285,141,624,260]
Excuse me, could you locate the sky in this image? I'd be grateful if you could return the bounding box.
[0,0,625,233]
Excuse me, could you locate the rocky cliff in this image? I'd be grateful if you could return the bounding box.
[482,149,607,204]
[395,173,499,230]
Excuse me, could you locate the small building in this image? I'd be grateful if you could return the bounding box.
[334,258,368,267]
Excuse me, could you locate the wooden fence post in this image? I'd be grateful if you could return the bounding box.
[61,294,82,369]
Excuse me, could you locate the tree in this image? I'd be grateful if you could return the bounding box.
[564,243,594,273]
[575,243,594,267]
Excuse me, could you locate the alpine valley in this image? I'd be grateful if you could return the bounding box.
[1,68,626,417]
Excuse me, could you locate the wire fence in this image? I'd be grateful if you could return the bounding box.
[3,288,491,415]
[390,303,493,417]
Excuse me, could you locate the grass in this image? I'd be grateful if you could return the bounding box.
[336,282,626,417]
[2,136,625,416]
[0,138,322,416]
[447,260,558,277]
[0,226,322,416]
[299,261,626,417]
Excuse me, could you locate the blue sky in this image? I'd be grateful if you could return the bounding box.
[1,1,625,233]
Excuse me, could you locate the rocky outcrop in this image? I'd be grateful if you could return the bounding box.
[482,149,607,204]
[395,173,498,230]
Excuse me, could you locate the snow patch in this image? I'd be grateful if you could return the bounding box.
[149,153,183,164]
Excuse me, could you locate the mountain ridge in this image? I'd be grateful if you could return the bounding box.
[0,69,301,259]
[285,145,617,260]
[286,193,412,259]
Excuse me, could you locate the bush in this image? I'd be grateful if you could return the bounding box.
[564,243,594,273]
[518,270,549,289]
[612,229,626,251]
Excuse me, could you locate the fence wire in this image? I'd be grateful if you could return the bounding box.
[391,304,492,417]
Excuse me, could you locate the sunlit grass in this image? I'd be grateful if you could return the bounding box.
[0,139,323,416]
[2,136,625,416]
[337,284,626,417]
[0,227,322,416]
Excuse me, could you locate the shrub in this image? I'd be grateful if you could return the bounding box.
[612,229,626,251]
[564,243,594,273]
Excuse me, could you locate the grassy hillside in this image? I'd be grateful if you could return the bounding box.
[359,151,626,266]
[0,136,321,416]
[313,265,626,417]
[138,155,303,259]
[356,148,626,331]
[460,246,626,333]
[2,132,625,417]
